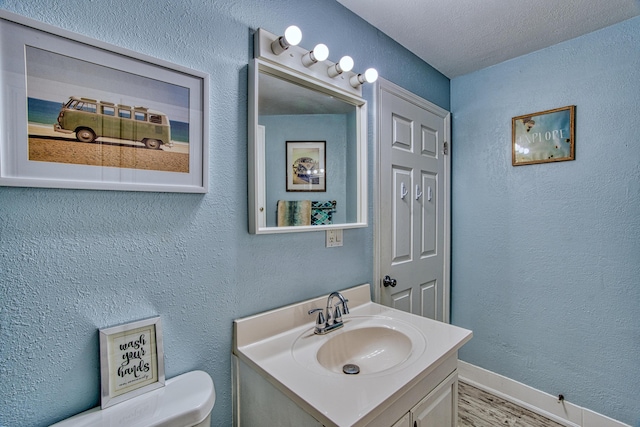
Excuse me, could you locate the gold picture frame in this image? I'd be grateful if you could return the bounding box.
[512,105,575,166]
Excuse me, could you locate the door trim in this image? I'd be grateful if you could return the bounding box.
[373,78,451,322]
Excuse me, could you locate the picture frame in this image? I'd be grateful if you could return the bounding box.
[286,141,326,192]
[99,316,165,409]
[0,11,209,193]
[512,105,575,166]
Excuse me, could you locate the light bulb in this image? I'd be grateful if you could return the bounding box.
[327,56,354,77]
[302,43,330,67]
[364,68,378,83]
[338,56,354,72]
[350,67,379,87]
[271,25,302,55]
[284,25,302,46]
[313,44,329,61]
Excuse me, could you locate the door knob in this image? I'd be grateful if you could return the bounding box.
[383,275,397,287]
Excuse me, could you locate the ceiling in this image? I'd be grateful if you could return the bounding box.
[337,0,640,78]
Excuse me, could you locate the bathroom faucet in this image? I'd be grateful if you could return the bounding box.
[308,291,350,335]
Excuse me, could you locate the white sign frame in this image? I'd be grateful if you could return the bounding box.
[99,316,165,409]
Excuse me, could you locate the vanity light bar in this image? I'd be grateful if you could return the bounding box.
[255,27,377,97]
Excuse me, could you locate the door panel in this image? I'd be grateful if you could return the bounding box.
[392,167,412,263]
[420,280,437,319]
[421,124,438,157]
[420,172,437,257]
[392,113,413,150]
[378,79,450,321]
[390,287,412,312]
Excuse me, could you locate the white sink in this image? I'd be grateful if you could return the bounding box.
[317,326,412,374]
[291,315,427,377]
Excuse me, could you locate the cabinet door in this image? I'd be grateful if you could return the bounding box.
[392,412,411,427]
[412,372,458,427]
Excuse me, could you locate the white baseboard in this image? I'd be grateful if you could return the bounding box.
[458,361,630,427]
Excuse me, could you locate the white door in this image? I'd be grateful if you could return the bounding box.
[376,79,451,322]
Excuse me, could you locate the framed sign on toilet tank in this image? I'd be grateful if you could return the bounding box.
[99,316,165,408]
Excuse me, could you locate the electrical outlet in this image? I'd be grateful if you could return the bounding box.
[326,229,343,247]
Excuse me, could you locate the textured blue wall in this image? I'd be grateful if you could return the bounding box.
[451,16,640,425]
[0,1,448,426]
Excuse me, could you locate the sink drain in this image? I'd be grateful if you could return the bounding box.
[343,364,360,375]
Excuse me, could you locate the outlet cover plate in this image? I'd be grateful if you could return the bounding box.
[326,229,343,247]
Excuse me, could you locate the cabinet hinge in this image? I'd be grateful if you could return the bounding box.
[443,141,449,155]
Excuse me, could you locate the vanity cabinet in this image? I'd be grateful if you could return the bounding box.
[234,355,460,427]
[391,413,411,427]
[393,371,458,427]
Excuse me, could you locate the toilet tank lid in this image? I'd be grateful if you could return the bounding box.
[50,370,215,427]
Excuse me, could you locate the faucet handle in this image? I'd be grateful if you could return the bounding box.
[308,308,325,326]
[334,305,342,323]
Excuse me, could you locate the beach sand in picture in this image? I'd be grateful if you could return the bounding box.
[28,124,189,173]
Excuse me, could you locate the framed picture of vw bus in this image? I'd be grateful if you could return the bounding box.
[286,141,326,192]
[0,11,209,192]
[99,316,165,408]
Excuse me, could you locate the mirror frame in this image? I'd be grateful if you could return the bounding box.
[248,29,368,234]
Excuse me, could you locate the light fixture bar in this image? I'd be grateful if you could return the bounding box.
[254,28,365,97]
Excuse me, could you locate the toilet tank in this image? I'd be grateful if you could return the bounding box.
[50,370,215,427]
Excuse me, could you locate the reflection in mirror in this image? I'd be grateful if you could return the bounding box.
[248,59,367,234]
[259,71,357,227]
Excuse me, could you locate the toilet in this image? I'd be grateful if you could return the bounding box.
[50,370,215,427]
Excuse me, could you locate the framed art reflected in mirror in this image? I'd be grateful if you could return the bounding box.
[286,141,326,192]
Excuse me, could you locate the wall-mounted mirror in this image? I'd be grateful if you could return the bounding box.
[248,30,368,234]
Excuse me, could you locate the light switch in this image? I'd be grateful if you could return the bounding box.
[326,229,343,247]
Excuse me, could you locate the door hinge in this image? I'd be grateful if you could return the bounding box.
[443,141,449,155]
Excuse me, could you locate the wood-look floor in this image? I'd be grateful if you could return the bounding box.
[458,382,565,427]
